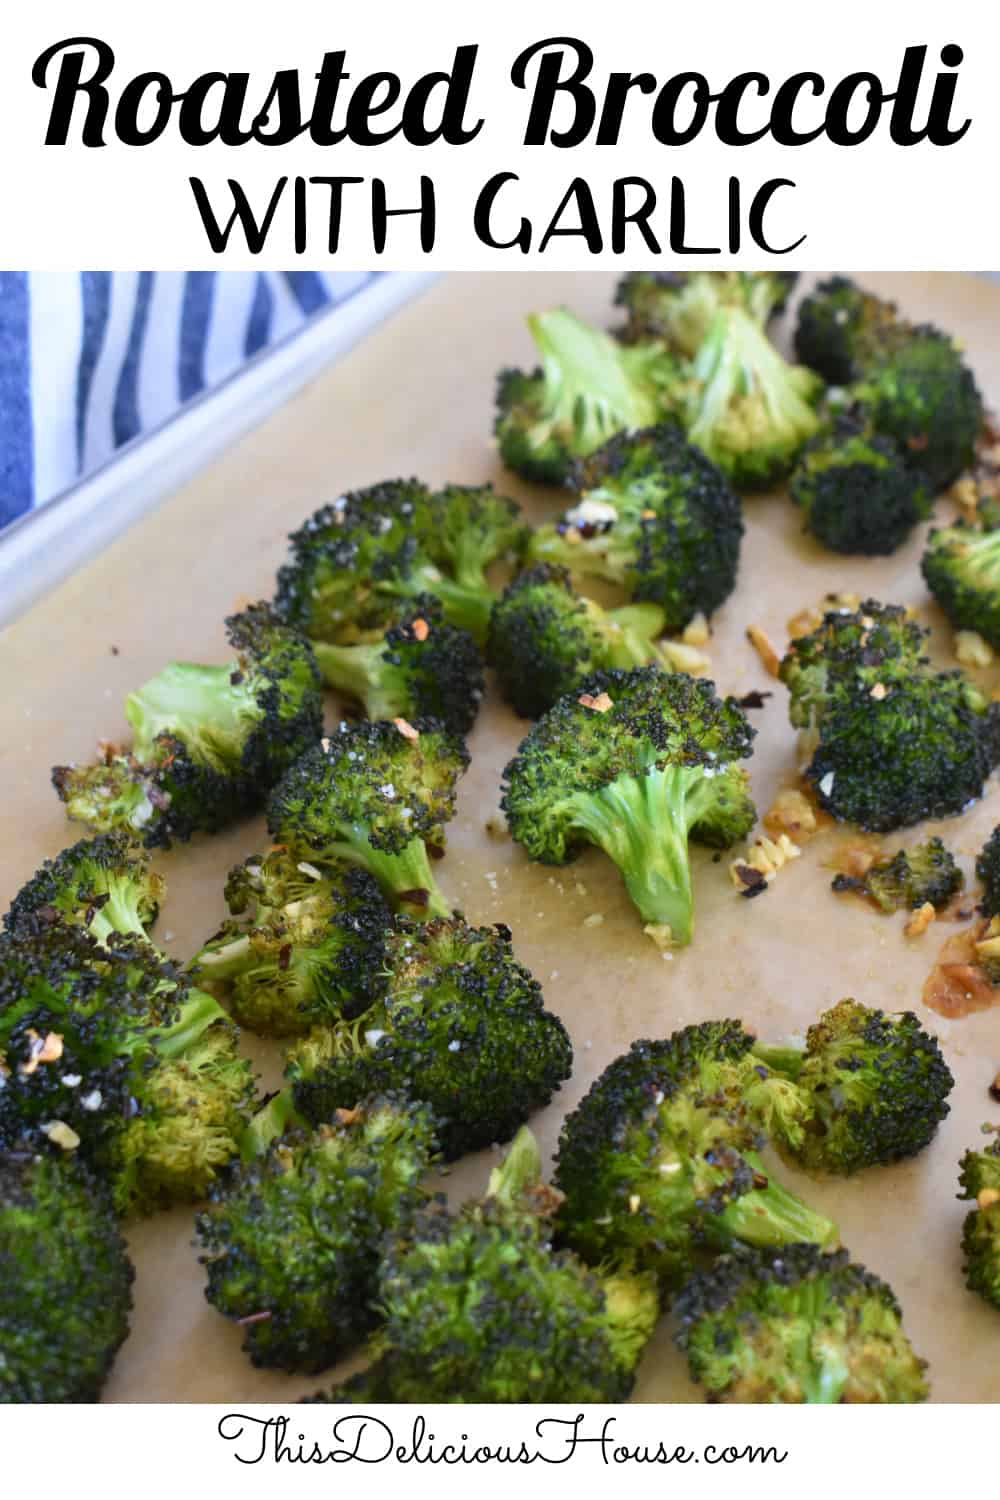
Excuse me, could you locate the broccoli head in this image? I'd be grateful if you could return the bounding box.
[832,837,963,913]
[0,1146,134,1403]
[791,418,930,555]
[494,308,680,485]
[266,717,468,920]
[552,1022,838,1290]
[526,424,743,633]
[285,917,573,1160]
[958,1128,1000,1309]
[674,1244,928,1403]
[976,825,1000,917]
[196,1096,437,1373]
[501,666,756,947]
[794,276,902,385]
[3,832,164,951]
[52,604,323,848]
[616,270,797,354]
[190,848,392,1038]
[923,506,1000,648]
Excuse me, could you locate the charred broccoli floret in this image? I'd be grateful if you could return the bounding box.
[976,825,1000,917]
[0,1146,134,1402]
[501,667,756,947]
[552,1022,838,1290]
[189,848,392,1038]
[922,505,1000,647]
[494,308,680,485]
[794,277,902,385]
[3,832,165,951]
[674,1244,928,1403]
[526,425,743,632]
[265,718,468,920]
[752,999,954,1175]
[285,917,573,1160]
[791,418,930,555]
[832,837,963,913]
[52,604,323,848]
[616,270,798,354]
[958,1128,1000,1309]
[196,1096,437,1373]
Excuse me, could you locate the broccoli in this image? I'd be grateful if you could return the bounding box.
[189,848,392,1038]
[794,276,902,385]
[976,825,1000,917]
[312,597,485,736]
[791,418,931,555]
[285,916,573,1160]
[196,1096,437,1373]
[52,604,323,848]
[923,506,1000,647]
[494,308,680,485]
[265,717,468,920]
[674,1244,928,1403]
[307,1127,659,1403]
[615,270,798,354]
[552,1022,839,1290]
[779,598,1000,831]
[3,831,165,951]
[0,925,256,1215]
[501,666,757,948]
[832,837,963,913]
[958,1128,1000,1309]
[752,999,954,1175]
[525,424,743,633]
[0,1145,134,1402]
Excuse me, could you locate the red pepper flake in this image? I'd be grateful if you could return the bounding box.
[393,717,420,741]
[907,432,930,453]
[578,691,613,713]
[235,1310,273,1327]
[411,617,430,642]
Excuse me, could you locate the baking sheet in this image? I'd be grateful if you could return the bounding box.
[1,271,999,1404]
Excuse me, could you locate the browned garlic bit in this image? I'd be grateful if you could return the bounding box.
[975,917,1000,966]
[978,1188,1000,1211]
[578,691,613,713]
[19,1029,64,1077]
[905,902,937,939]
[746,624,781,678]
[660,640,712,676]
[681,612,710,647]
[410,617,429,642]
[954,630,994,668]
[729,833,801,897]
[392,716,420,741]
[763,787,819,843]
[41,1121,81,1151]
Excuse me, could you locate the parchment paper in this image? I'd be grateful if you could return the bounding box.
[2,272,999,1403]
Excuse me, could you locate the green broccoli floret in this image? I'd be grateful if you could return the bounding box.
[196,1096,437,1373]
[501,666,756,948]
[674,1243,928,1403]
[752,999,954,1176]
[976,825,1000,917]
[52,604,323,848]
[794,277,902,385]
[832,837,963,913]
[495,308,681,485]
[616,270,798,354]
[285,916,573,1160]
[3,832,165,951]
[679,305,822,491]
[552,1022,838,1290]
[526,424,743,633]
[958,1128,1000,1309]
[923,506,1000,647]
[311,597,484,737]
[189,848,392,1038]
[266,718,468,920]
[0,1146,134,1403]
[791,417,930,555]
[307,1127,659,1403]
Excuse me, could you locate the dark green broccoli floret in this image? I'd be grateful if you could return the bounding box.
[552,1022,838,1290]
[307,1128,659,1403]
[832,837,963,913]
[495,308,681,485]
[976,825,1000,917]
[791,418,930,555]
[266,717,468,920]
[501,666,756,948]
[189,847,392,1038]
[923,506,1000,647]
[752,999,954,1175]
[196,1096,437,1373]
[526,424,743,632]
[616,270,797,354]
[311,597,484,736]
[794,277,902,385]
[52,603,323,848]
[285,917,573,1160]
[0,1146,134,1403]
[958,1128,1000,1309]
[674,1243,928,1403]
[3,832,165,950]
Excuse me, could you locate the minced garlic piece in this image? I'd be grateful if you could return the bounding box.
[763,788,818,842]
[955,629,994,668]
[392,716,420,741]
[746,624,781,678]
[729,833,801,892]
[681,612,710,646]
[661,639,711,675]
[978,1188,1000,1210]
[578,691,613,713]
[905,902,936,938]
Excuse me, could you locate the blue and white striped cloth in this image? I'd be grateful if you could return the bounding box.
[0,271,381,532]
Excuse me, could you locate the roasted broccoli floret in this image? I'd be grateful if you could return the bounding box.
[794,277,902,385]
[52,604,323,848]
[190,848,392,1038]
[312,597,484,736]
[0,1146,134,1403]
[958,1128,1000,1309]
[501,666,756,947]
[3,832,165,951]
[779,598,1000,831]
[752,999,954,1175]
[616,270,797,354]
[526,425,743,632]
[266,718,468,920]
[674,1244,928,1403]
[923,506,1000,647]
[552,1022,838,1290]
[196,1096,437,1373]
[308,1128,659,1403]
[495,308,680,485]
[976,825,1000,917]
[791,418,930,555]
[832,837,963,913]
[285,917,573,1160]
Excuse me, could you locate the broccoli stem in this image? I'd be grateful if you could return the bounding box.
[241,1088,306,1160]
[750,1042,807,1083]
[962,529,1000,587]
[126,662,258,769]
[714,1151,839,1253]
[191,934,253,982]
[529,309,661,451]
[310,640,400,718]
[381,571,493,646]
[319,830,452,920]
[148,986,233,1060]
[85,879,154,949]
[485,1126,543,1209]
